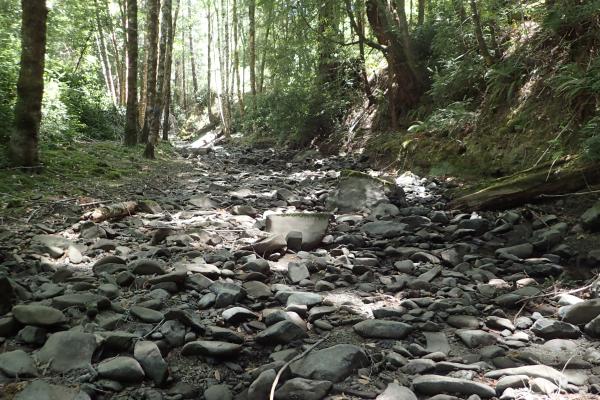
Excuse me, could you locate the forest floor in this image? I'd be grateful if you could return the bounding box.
[0,139,600,400]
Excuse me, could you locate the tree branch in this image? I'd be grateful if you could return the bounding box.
[344,0,387,53]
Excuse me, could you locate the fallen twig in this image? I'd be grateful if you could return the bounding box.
[538,189,600,198]
[269,334,330,400]
[516,279,596,304]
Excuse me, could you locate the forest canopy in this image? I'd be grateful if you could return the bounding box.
[1,0,599,173]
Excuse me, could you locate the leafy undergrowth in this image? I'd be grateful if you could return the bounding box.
[0,141,182,218]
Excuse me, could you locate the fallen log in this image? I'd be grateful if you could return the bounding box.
[449,156,600,211]
[82,201,138,222]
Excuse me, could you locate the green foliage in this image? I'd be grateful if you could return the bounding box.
[484,60,528,105]
[408,101,478,138]
[550,59,600,107]
[39,72,123,142]
[0,0,20,143]
[429,54,486,103]
[240,69,357,147]
[580,115,600,161]
[0,141,178,214]
[545,0,600,37]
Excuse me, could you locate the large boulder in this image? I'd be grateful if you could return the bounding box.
[581,202,600,231]
[14,380,89,400]
[290,344,369,382]
[327,175,395,213]
[36,331,97,373]
[12,305,66,327]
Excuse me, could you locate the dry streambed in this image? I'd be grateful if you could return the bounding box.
[1,145,600,400]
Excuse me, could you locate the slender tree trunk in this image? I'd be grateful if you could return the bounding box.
[355,1,374,103]
[488,21,503,60]
[10,0,47,168]
[223,0,231,137]
[248,0,256,110]
[138,51,148,128]
[233,0,243,116]
[124,0,138,146]
[207,3,215,122]
[145,0,171,158]
[258,19,271,93]
[317,2,338,85]
[94,0,118,107]
[140,0,160,144]
[188,0,198,96]
[417,0,425,26]
[104,0,125,105]
[162,0,180,141]
[181,28,187,111]
[469,0,494,66]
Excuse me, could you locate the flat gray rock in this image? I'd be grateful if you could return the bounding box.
[455,329,496,348]
[0,350,37,377]
[484,365,568,385]
[134,341,168,385]
[52,293,110,309]
[36,331,97,373]
[353,320,412,339]
[376,383,417,400]
[274,377,332,400]
[204,384,233,400]
[290,344,369,382]
[423,331,451,354]
[413,375,495,398]
[361,221,407,238]
[14,380,89,400]
[12,304,66,326]
[561,299,600,325]
[222,306,257,324]
[531,318,581,339]
[256,320,307,344]
[97,356,145,382]
[181,340,242,357]
[130,306,164,323]
[248,369,276,400]
[287,262,310,283]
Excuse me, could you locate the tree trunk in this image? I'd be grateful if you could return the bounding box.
[248,0,257,110]
[417,0,425,26]
[188,0,198,96]
[346,0,374,103]
[10,0,47,168]
[469,0,494,66]
[258,15,271,93]
[317,2,338,85]
[223,0,231,137]
[207,3,216,122]
[233,0,243,116]
[450,158,600,211]
[181,27,187,111]
[217,0,231,138]
[162,0,180,141]
[366,0,423,127]
[104,0,125,105]
[145,0,171,159]
[124,0,138,146]
[140,0,160,144]
[94,0,118,107]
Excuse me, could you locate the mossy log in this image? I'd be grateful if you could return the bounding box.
[450,157,600,211]
[83,201,138,222]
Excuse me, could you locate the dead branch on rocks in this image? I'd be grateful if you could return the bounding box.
[269,334,330,400]
[82,201,138,222]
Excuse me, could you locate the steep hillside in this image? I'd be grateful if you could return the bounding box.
[322,3,600,179]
